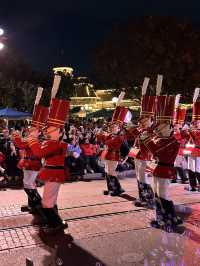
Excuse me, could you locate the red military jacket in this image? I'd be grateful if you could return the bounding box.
[27,138,68,183]
[127,127,141,159]
[174,129,190,156]
[101,134,126,161]
[184,129,200,157]
[13,134,41,171]
[128,127,152,161]
[143,134,179,179]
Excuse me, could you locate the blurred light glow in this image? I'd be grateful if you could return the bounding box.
[0,42,4,50]
[112,97,118,103]
[0,28,4,36]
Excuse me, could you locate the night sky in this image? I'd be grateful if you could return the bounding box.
[0,1,199,75]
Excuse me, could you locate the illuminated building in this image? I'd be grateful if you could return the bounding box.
[52,68,140,117]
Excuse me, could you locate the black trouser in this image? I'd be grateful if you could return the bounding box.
[65,156,85,175]
[41,208,63,228]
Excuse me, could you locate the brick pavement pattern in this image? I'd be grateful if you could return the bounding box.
[0,179,199,265]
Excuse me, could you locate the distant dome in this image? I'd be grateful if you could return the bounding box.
[53,67,73,76]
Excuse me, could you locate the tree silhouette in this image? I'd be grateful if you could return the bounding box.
[93,17,200,102]
[0,43,50,110]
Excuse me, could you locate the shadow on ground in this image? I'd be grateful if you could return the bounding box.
[38,230,106,266]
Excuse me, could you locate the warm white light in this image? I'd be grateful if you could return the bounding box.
[0,28,4,36]
[112,97,118,103]
[0,42,4,50]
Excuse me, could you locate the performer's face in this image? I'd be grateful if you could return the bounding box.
[174,124,181,130]
[45,126,60,140]
[154,123,172,137]
[139,117,152,129]
[29,127,39,138]
[191,122,196,129]
[111,124,120,134]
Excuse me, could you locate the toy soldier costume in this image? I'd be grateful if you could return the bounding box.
[102,106,131,196]
[27,98,70,233]
[141,95,182,232]
[128,77,155,208]
[173,99,189,184]
[128,96,155,208]
[184,89,200,191]
[13,105,49,213]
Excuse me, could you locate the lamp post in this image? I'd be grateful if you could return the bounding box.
[0,28,5,51]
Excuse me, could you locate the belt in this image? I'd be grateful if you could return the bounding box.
[156,161,174,167]
[24,157,40,161]
[108,149,120,153]
[184,144,200,149]
[44,165,64,170]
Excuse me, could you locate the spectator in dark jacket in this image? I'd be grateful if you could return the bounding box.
[0,129,22,184]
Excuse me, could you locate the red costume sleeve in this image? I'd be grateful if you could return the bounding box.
[27,139,62,159]
[13,135,28,149]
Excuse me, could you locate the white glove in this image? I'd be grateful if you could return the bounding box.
[185,143,195,148]
[140,131,149,141]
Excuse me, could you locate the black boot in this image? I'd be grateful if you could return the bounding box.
[134,181,147,207]
[109,176,125,196]
[143,183,155,209]
[176,167,188,184]
[184,170,197,191]
[22,188,42,213]
[103,174,114,195]
[167,200,183,226]
[160,198,182,232]
[150,196,165,229]
[54,204,58,214]
[195,172,200,191]
[21,188,31,212]
[135,182,154,208]
[41,208,68,234]
[103,174,124,196]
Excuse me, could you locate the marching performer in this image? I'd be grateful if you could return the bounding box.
[102,105,131,196]
[173,96,189,183]
[27,98,70,233]
[12,87,48,213]
[128,77,155,208]
[141,94,182,232]
[184,88,200,191]
[12,104,49,213]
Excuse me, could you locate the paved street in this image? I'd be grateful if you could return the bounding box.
[0,177,200,266]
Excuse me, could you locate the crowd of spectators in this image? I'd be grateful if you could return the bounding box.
[0,119,135,188]
[0,119,134,188]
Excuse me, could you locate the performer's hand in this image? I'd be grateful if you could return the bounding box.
[140,131,149,141]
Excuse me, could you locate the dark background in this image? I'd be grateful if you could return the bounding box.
[0,0,199,75]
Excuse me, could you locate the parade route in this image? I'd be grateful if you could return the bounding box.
[0,178,200,265]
